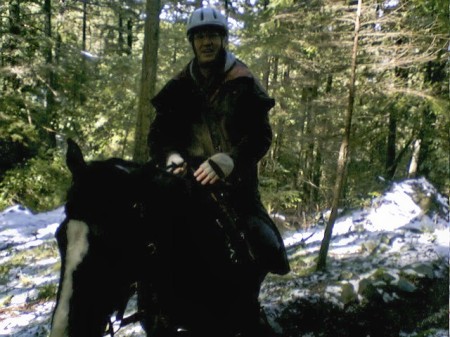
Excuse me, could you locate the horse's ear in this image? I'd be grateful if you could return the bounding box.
[66,138,87,176]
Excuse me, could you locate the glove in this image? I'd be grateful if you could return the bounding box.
[194,153,234,185]
[166,152,186,175]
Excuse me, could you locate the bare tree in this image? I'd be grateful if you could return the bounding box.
[316,0,362,271]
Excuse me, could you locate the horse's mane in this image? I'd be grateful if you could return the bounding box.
[92,158,142,173]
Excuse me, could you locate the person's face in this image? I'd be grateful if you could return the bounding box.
[192,29,224,66]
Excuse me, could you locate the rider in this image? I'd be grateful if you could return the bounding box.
[148,6,290,336]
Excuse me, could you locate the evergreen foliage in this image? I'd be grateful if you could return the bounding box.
[1,0,448,214]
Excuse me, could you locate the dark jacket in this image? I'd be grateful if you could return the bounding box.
[148,55,290,275]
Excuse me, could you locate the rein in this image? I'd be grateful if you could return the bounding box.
[166,161,256,264]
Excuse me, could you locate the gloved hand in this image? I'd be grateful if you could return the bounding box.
[194,153,234,185]
[166,152,186,175]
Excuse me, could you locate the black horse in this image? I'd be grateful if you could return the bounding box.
[50,139,149,337]
[50,140,268,337]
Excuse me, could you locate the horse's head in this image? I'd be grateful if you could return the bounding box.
[64,139,142,227]
[50,139,145,337]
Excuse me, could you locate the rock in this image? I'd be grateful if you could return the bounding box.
[395,278,417,293]
[358,278,380,301]
[338,271,354,281]
[372,268,397,284]
[361,240,378,253]
[340,283,358,305]
[412,263,435,278]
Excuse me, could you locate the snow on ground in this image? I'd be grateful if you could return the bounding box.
[0,178,449,337]
[0,205,63,251]
[262,178,449,336]
[284,178,448,257]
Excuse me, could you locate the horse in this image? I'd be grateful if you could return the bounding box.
[50,139,166,337]
[50,139,269,337]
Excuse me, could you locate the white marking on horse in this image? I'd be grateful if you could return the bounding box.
[50,220,90,337]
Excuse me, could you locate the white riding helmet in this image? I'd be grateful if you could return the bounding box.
[186,7,228,37]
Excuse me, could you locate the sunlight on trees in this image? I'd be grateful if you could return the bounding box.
[1,0,448,219]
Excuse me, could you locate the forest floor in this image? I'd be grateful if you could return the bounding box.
[0,177,448,337]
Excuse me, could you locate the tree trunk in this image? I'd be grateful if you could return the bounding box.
[82,1,87,51]
[272,56,279,85]
[301,85,318,211]
[316,0,362,271]
[7,0,20,60]
[416,106,436,177]
[408,139,421,178]
[127,18,133,55]
[118,14,124,53]
[43,0,56,147]
[5,0,21,91]
[262,56,271,91]
[77,1,88,105]
[385,108,397,179]
[133,0,161,163]
[311,145,322,206]
[171,12,179,64]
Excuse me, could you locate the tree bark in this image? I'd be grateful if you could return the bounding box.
[416,106,436,177]
[5,0,21,91]
[262,56,271,91]
[127,19,133,55]
[133,0,161,163]
[43,0,57,147]
[408,139,421,178]
[82,1,87,51]
[118,14,124,53]
[316,0,362,271]
[385,108,397,179]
